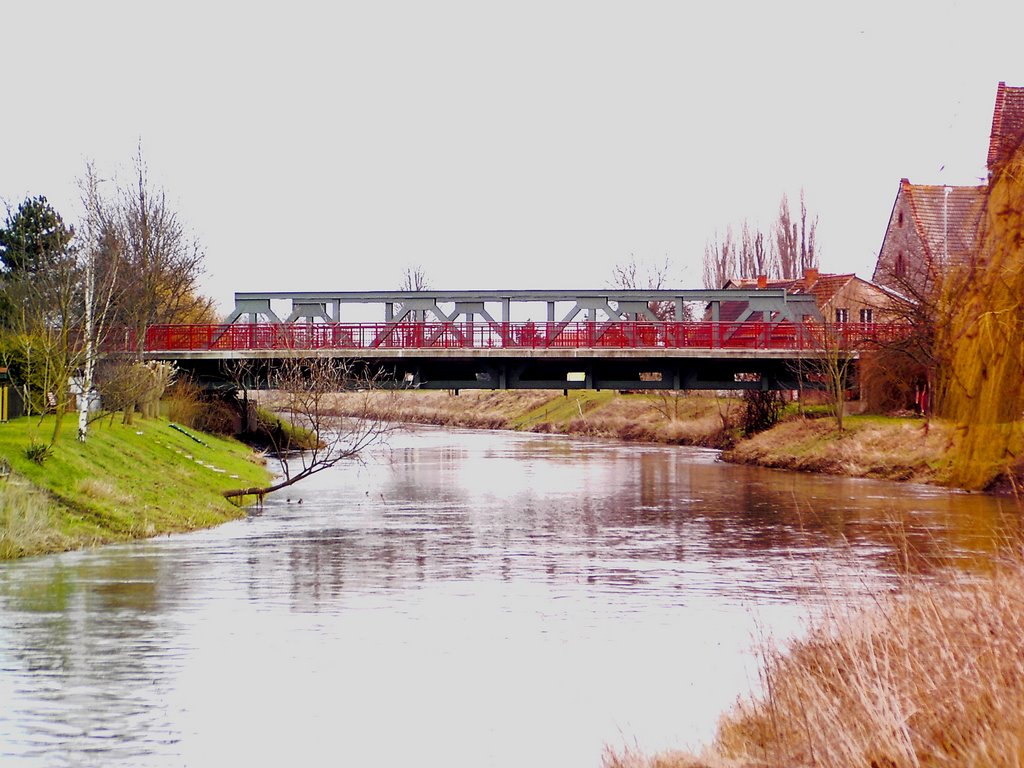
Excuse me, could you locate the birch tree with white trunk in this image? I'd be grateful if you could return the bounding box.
[76,165,123,442]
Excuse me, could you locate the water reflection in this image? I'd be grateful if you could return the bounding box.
[0,425,1017,766]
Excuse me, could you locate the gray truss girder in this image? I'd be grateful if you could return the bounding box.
[615,300,659,321]
[226,290,822,337]
[285,301,334,323]
[223,298,283,325]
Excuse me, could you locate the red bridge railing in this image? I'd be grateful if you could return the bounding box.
[125,321,910,353]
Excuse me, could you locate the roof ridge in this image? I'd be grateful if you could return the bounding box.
[901,180,986,192]
[988,81,1007,170]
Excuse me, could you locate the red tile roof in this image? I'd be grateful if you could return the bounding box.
[987,81,1024,173]
[900,179,986,268]
[716,272,856,321]
[727,272,854,305]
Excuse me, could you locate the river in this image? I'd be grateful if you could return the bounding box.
[0,426,1017,767]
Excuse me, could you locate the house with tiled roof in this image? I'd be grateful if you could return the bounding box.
[987,81,1024,176]
[873,81,1023,297]
[872,179,987,298]
[715,269,902,325]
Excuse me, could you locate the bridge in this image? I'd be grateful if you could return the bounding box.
[125,289,904,391]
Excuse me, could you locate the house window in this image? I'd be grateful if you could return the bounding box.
[898,211,904,227]
[835,308,849,324]
[859,308,873,323]
[895,252,905,277]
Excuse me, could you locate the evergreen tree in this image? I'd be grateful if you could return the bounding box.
[0,196,74,275]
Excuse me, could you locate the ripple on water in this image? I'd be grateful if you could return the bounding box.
[0,427,1015,766]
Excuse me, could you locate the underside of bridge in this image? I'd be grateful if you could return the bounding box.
[170,351,834,393]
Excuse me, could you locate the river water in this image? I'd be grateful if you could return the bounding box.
[0,426,1017,767]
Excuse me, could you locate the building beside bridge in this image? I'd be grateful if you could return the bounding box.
[873,178,987,299]
[863,80,1024,413]
[717,269,903,327]
[873,81,1024,298]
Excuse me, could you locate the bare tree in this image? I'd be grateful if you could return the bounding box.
[738,222,755,278]
[775,194,798,279]
[741,389,785,435]
[96,359,176,425]
[610,254,681,320]
[804,319,857,432]
[702,227,737,288]
[611,255,693,419]
[799,191,818,274]
[399,264,430,292]
[775,191,818,279]
[867,248,962,419]
[224,358,398,500]
[115,147,215,357]
[754,227,774,278]
[76,163,124,441]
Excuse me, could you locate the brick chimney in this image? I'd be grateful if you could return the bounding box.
[756,274,767,289]
[803,268,819,285]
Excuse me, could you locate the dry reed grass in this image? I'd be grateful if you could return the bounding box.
[605,549,1024,768]
[716,562,1024,766]
[78,478,132,505]
[325,390,735,447]
[603,746,712,768]
[0,479,69,558]
[324,390,556,430]
[724,417,951,483]
[164,379,205,427]
[559,394,734,447]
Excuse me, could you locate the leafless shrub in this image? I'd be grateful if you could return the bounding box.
[741,389,784,436]
[96,359,175,424]
[859,347,925,414]
[225,357,399,499]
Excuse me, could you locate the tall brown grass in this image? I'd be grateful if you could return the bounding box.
[164,380,240,435]
[723,417,951,483]
[326,390,737,448]
[605,552,1024,768]
[0,479,69,558]
[323,390,554,430]
[164,379,205,427]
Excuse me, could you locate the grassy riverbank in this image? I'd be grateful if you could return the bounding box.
[326,390,736,448]
[0,416,271,559]
[326,390,953,482]
[723,414,954,484]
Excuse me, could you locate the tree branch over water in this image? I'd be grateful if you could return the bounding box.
[224,358,399,500]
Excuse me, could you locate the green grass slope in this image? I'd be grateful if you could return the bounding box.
[0,416,271,559]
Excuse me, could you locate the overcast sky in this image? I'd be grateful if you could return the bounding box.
[4,1,1023,315]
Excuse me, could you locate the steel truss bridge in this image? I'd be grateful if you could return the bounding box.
[127,289,904,391]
